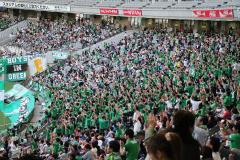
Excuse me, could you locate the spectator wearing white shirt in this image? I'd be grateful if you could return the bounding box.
[190,95,202,112]
[193,116,209,146]
[133,106,141,124]
[134,116,143,135]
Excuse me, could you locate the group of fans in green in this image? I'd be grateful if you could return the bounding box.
[0,16,23,31]
[1,19,240,160]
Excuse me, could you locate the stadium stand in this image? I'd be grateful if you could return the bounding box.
[95,1,124,8]
[145,1,174,9]
[170,1,201,9]
[0,16,23,32]
[225,0,240,7]
[0,0,239,160]
[121,1,149,8]
[44,0,72,5]
[70,0,98,7]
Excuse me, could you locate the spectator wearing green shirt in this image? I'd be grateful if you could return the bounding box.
[124,129,140,160]
[52,138,61,156]
[229,123,240,157]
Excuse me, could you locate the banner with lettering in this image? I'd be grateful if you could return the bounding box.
[100,8,119,15]
[0,1,70,12]
[123,9,142,17]
[5,56,28,81]
[193,9,233,19]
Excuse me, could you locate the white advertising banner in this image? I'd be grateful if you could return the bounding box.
[0,1,70,12]
[28,57,47,76]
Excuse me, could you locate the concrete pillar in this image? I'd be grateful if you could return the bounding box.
[8,9,14,18]
[37,11,41,21]
[193,20,198,34]
[63,13,68,21]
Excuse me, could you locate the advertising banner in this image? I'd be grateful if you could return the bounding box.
[193,9,233,19]
[0,1,71,12]
[123,9,142,17]
[100,8,119,15]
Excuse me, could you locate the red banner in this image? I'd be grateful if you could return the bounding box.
[123,9,142,17]
[100,8,119,15]
[193,9,233,19]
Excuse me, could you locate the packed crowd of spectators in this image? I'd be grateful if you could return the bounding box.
[0,18,123,59]
[0,28,240,160]
[11,19,122,54]
[0,16,23,31]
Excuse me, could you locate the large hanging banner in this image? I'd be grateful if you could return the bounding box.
[0,1,70,12]
[0,80,4,110]
[193,8,233,19]
[3,84,35,128]
[28,57,47,76]
[0,59,5,110]
[6,56,28,81]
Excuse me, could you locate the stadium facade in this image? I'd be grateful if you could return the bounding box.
[0,0,239,33]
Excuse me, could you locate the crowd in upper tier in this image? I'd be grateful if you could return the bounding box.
[0,19,240,160]
[0,16,23,31]
[13,19,122,53]
[0,18,123,58]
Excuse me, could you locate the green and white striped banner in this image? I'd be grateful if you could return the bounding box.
[0,59,5,109]
[0,80,4,110]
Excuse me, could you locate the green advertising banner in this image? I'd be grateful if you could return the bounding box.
[0,56,29,82]
[0,59,6,74]
[0,80,4,110]
[3,56,29,81]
